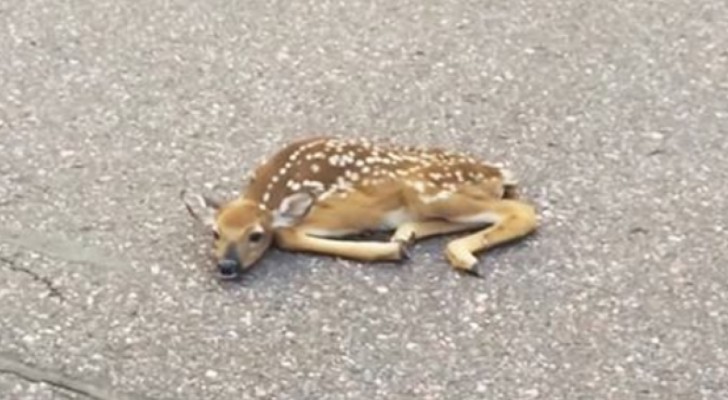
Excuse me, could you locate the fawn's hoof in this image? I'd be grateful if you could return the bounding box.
[395,239,413,261]
[455,266,482,278]
[445,243,479,276]
[393,232,416,261]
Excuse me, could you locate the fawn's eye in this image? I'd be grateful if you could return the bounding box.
[212,230,220,240]
[249,232,264,243]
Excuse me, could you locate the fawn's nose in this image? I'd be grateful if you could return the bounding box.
[217,258,240,278]
[217,246,241,279]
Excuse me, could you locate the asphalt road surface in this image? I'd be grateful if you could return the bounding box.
[1,1,727,399]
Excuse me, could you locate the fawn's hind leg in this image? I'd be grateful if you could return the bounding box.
[444,199,538,274]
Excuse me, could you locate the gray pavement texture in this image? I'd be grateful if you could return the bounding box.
[1,0,727,399]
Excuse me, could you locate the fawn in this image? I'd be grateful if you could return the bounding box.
[183,136,538,279]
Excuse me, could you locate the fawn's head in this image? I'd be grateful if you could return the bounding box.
[182,190,314,279]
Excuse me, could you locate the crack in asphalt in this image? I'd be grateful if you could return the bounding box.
[0,355,149,400]
[0,255,65,302]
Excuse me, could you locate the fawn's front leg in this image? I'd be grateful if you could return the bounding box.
[276,227,407,262]
[390,220,488,244]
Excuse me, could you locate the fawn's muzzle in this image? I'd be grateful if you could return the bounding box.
[217,246,241,279]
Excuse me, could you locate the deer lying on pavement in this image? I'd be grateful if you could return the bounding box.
[183,136,538,279]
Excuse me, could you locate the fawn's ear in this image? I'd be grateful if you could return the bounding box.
[272,192,314,228]
[181,189,221,229]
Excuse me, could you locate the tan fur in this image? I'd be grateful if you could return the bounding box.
[196,136,538,275]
